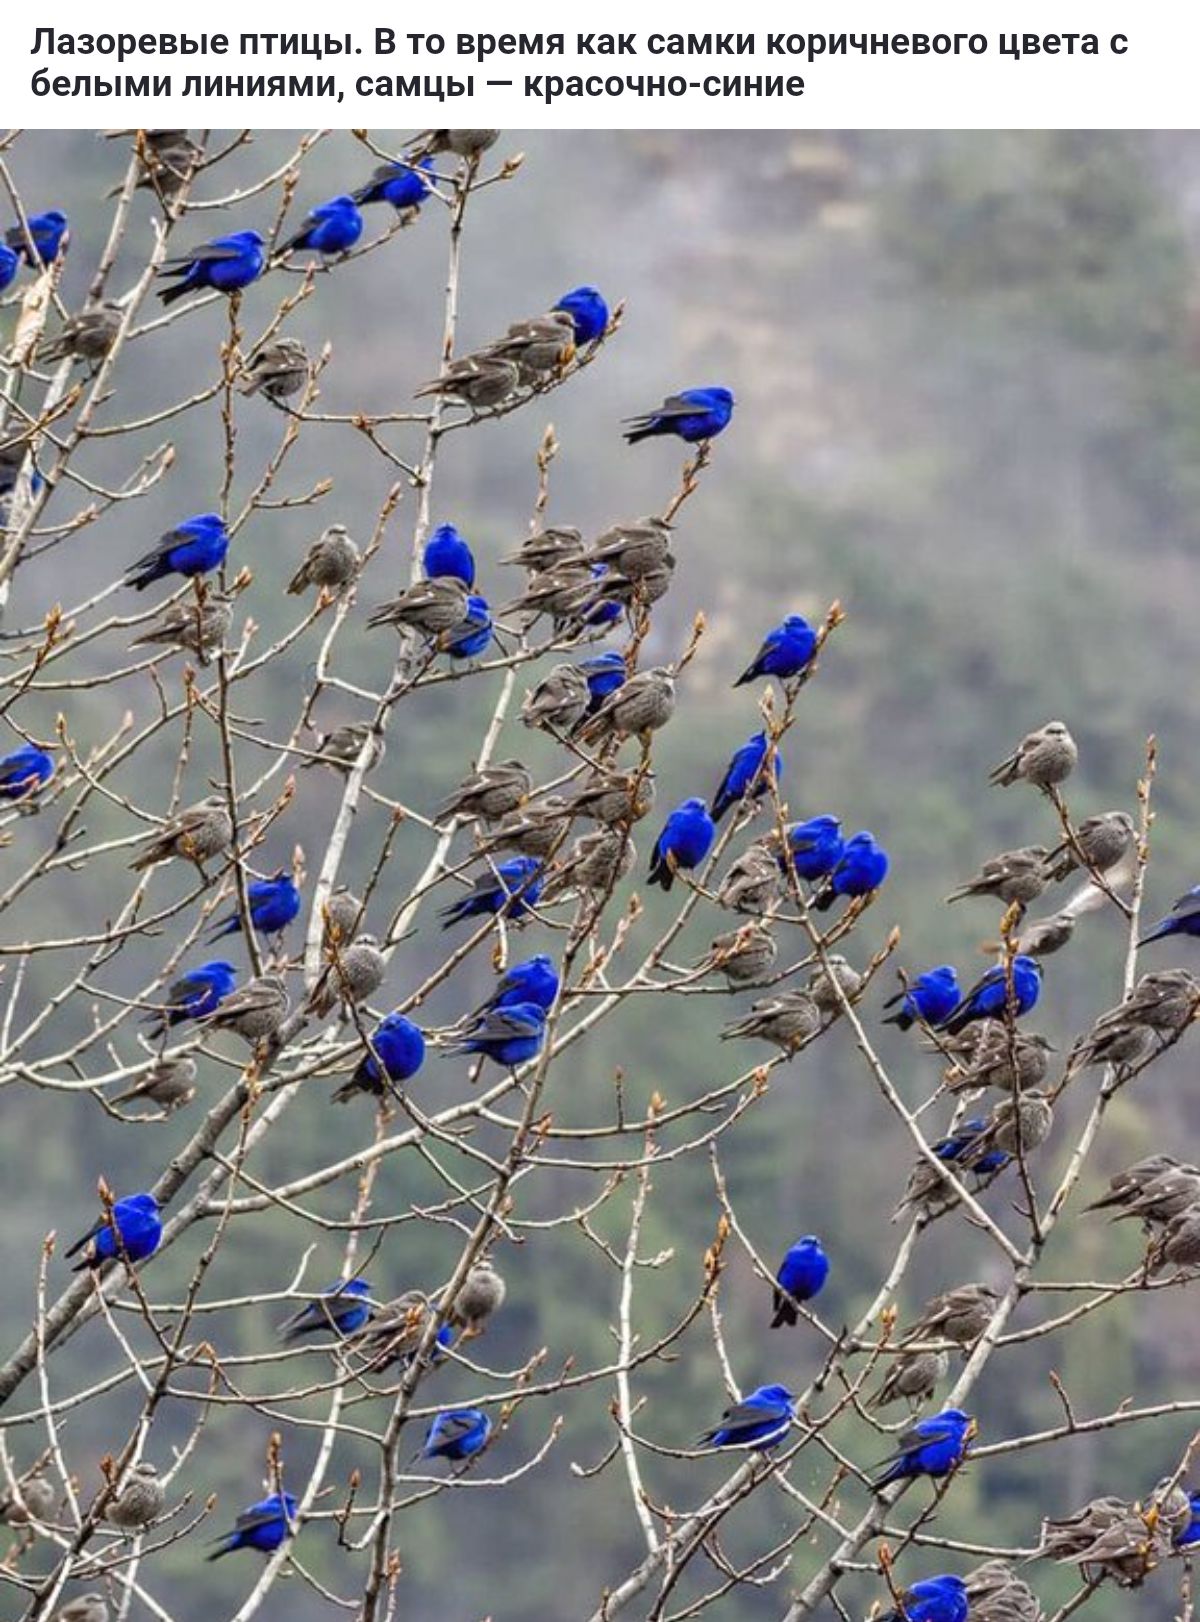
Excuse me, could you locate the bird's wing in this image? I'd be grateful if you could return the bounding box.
[164,240,248,266]
[430,1411,480,1446]
[710,1394,791,1434]
[871,1416,955,1468]
[1169,889,1200,920]
[64,1216,106,1257]
[232,1501,288,1534]
[623,394,702,424]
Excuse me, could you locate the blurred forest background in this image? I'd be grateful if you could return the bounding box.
[2,129,1200,1619]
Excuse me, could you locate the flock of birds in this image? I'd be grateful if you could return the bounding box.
[4,127,1200,1620]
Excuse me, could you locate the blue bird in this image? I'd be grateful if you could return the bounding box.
[771,1235,829,1327]
[423,523,476,586]
[5,210,69,267]
[648,798,715,893]
[422,1407,491,1462]
[624,386,734,446]
[210,870,301,941]
[711,731,780,824]
[883,966,960,1031]
[1140,888,1200,946]
[354,156,435,210]
[283,195,364,257]
[279,1278,373,1341]
[67,1192,162,1270]
[699,1383,796,1451]
[0,744,54,801]
[440,856,543,928]
[580,651,627,711]
[931,1117,1009,1177]
[582,563,624,628]
[157,230,264,305]
[780,816,844,882]
[446,595,493,659]
[736,615,818,687]
[144,960,236,1036]
[124,513,229,591]
[879,1576,969,1622]
[0,243,18,293]
[555,285,609,345]
[1175,1492,1200,1550]
[207,1492,297,1560]
[445,1001,546,1067]
[336,1011,426,1102]
[812,831,889,911]
[470,954,559,1019]
[938,955,1042,1036]
[870,1407,976,1492]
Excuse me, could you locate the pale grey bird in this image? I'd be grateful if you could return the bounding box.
[700,922,778,986]
[55,1597,108,1622]
[565,769,656,826]
[585,516,673,581]
[1016,910,1077,957]
[941,1024,1055,1093]
[350,1289,435,1370]
[287,524,361,596]
[578,667,676,744]
[1084,1154,1182,1216]
[129,592,232,663]
[202,973,289,1044]
[450,1258,506,1333]
[1103,1165,1200,1228]
[571,557,675,616]
[903,1283,1000,1349]
[111,1054,198,1115]
[501,558,596,622]
[807,954,865,1018]
[500,525,585,572]
[542,829,635,902]
[482,796,573,859]
[106,1462,164,1531]
[1124,968,1200,1033]
[488,310,576,382]
[0,1467,55,1526]
[989,720,1078,790]
[408,128,500,160]
[716,847,783,915]
[1045,811,1136,883]
[130,795,232,872]
[309,935,386,1018]
[869,1348,949,1410]
[945,846,1050,907]
[1066,1014,1156,1077]
[367,575,471,636]
[240,339,310,404]
[435,760,531,825]
[969,1091,1053,1160]
[521,663,591,734]
[40,303,122,369]
[1039,1496,1165,1586]
[303,722,384,774]
[322,886,363,948]
[720,990,822,1054]
[964,1561,1044,1622]
[414,352,519,409]
[133,128,203,199]
[1149,1205,1200,1273]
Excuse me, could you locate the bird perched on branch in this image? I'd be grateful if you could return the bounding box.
[406,129,500,161]
[989,720,1077,790]
[812,831,889,911]
[367,576,471,637]
[130,592,233,661]
[302,723,384,775]
[945,846,1050,908]
[444,1002,546,1067]
[67,1193,162,1271]
[124,513,229,590]
[156,229,263,304]
[278,1278,374,1342]
[449,1258,507,1333]
[902,1283,1000,1349]
[440,857,544,928]
[210,870,301,942]
[0,744,54,802]
[240,339,310,404]
[0,1467,54,1528]
[422,1408,491,1463]
[883,966,960,1031]
[308,935,385,1018]
[721,990,822,1054]
[876,1575,968,1622]
[521,663,591,735]
[334,1012,426,1103]
[698,1384,796,1451]
[555,285,609,344]
[143,960,236,1035]
[1141,887,1200,947]
[711,730,780,824]
[937,955,1042,1035]
[870,1349,950,1410]
[5,209,69,266]
[414,353,519,409]
[870,1407,975,1492]
[287,524,360,596]
[39,302,121,370]
[699,922,778,985]
[716,845,784,915]
[130,795,231,872]
[1045,811,1135,882]
[623,386,734,445]
[353,155,435,214]
[207,1492,296,1560]
[579,667,676,744]
[422,522,476,587]
[648,798,715,892]
[435,761,531,825]
[771,1235,829,1327]
[775,815,844,882]
[942,1024,1054,1092]
[130,128,203,200]
[735,614,818,687]
[111,1055,197,1116]
[105,1463,164,1532]
[201,972,289,1044]
[281,195,363,257]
